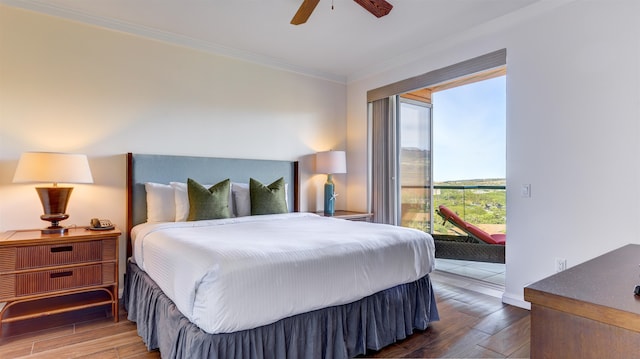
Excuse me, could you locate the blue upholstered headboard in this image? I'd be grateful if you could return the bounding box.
[126,153,299,256]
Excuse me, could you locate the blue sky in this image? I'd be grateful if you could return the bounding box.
[432,76,506,182]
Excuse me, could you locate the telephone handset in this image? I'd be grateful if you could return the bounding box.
[90,218,114,231]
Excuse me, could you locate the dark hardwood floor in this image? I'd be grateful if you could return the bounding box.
[0,276,530,358]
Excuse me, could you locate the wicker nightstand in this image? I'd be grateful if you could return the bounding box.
[0,227,120,336]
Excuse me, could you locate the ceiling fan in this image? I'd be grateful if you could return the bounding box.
[291,0,393,25]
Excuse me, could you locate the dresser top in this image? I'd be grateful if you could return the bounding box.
[0,227,121,246]
[526,244,640,315]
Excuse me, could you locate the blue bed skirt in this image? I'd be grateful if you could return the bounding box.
[123,260,439,358]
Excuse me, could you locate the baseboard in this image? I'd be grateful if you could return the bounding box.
[432,270,532,310]
[502,291,531,310]
[431,270,505,299]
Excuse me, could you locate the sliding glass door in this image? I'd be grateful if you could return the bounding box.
[369,50,505,227]
[398,98,433,232]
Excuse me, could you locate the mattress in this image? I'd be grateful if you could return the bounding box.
[131,212,435,334]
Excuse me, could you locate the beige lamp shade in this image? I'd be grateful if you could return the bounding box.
[13,152,93,185]
[315,150,347,174]
[13,152,94,234]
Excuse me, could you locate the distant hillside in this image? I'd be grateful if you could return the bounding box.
[400,147,505,186]
[400,147,430,186]
[435,178,506,186]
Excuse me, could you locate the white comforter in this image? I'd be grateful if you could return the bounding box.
[132,212,435,334]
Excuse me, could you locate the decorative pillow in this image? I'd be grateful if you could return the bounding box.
[144,182,175,222]
[187,178,231,221]
[249,177,288,215]
[172,181,234,221]
[233,182,289,217]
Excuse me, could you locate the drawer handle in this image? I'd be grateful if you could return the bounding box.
[50,271,73,279]
[51,246,73,253]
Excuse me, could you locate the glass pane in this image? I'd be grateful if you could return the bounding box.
[399,99,432,232]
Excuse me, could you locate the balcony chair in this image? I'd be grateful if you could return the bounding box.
[436,205,506,245]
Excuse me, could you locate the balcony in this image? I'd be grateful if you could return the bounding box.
[432,184,506,236]
[401,183,506,263]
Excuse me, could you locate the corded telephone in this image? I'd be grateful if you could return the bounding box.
[90,218,114,230]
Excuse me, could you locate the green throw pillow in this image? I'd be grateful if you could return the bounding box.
[250,177,288,215]
[187,178,231,221]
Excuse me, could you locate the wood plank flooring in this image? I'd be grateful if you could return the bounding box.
[0,277,530,358]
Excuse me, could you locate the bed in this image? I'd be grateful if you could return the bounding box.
[122,153,439,358]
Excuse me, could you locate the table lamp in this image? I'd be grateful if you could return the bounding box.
[315,150,346,216]
[13,152,94,234]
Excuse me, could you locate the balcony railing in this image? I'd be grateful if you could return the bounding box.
[400,184,506,236]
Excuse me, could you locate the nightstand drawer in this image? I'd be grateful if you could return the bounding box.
[0,263,115,299]
[7,240,113,270]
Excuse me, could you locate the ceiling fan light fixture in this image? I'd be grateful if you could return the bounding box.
[353,0,393,18]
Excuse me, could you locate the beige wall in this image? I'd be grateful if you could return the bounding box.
[346,0,640,307]
[0,6,347,287]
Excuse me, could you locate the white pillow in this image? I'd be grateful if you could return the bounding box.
[231,183,251,217]
[170,182,190,222]
[232,182,289,217]
[171,181,234,221]
[144,182,176,222]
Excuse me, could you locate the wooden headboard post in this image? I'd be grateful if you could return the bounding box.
[293,161,299,213]
[126,153,300,259]
[126,152,136,259]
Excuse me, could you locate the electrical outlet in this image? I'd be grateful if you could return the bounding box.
[555,258,567,272]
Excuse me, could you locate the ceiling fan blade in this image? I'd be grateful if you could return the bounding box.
[291,0,321,25]
[353,0,393,18]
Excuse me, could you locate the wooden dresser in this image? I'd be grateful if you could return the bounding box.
[524,244,640,358]
[0,227,120,336]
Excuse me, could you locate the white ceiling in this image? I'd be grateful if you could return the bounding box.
[3,0,540,83]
